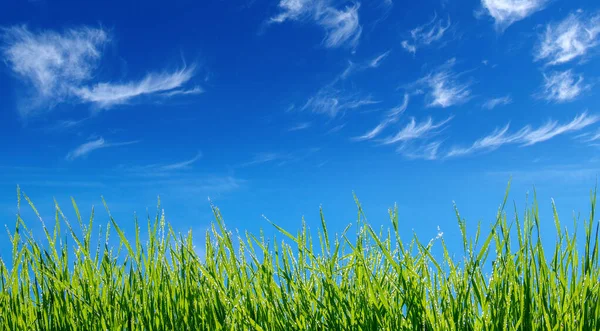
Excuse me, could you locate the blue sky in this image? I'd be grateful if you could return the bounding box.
[1,0,600,256]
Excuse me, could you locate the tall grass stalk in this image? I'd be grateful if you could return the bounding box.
[1,186,599,330]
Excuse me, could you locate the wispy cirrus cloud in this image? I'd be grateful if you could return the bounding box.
[327,123,346,134]
[447,124,526,157]
[341,50,390,79]
[412,59,472,108]
[380,116,452,145]
[482,95,512,109]
[239,152,283,167]
[302,88,379,117]
[401,13,452,54]
[369,50,390,68]
[288,122,312,132]
[478,0,548,31]
[66,137,139,161]
[539,70,589,103]
[160,86,204,98]
[43,117,90,133]
[535,11,600,66]
[521,112,599,146]
[447,112,599,157]
[354,93,409,141]
[116,152,203,175]
[158,152,203,171]
[1,26,200,117]
[238,148,321,168]
[358,113,451,160]
[301,59,383,117]
[269,0,362,49]
[397,141,442,160]
[74,66,196,108]
[578,128,600,143]
[301,50,389,117]
[2,26,108,117]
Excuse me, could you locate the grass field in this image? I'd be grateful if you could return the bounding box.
[1,185,599,330]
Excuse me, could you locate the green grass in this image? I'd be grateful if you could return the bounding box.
[1,184,599,330]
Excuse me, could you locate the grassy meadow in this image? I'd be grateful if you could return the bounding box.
[1,185,599,330]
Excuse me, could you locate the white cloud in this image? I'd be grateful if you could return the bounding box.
[398,141,442,160]
[482,95,512,109]
[401,13,451,54]
[320,4,362,48]
[302,87,379,117]
[521,112,599,146]
[2,26,109,116]
[327,123,346,134]
[354,121,391,141]
[341,50,390,79]
[301,49,389,117]
[368,50,390,68]
[269,0,362,49]
[269,0,315,23]
[239,152,283,167]
[540,70,588,103]
[74,66,196,108]
[160,86,204,97]
[380,116,452,145]
[354,93,409,141]
[66,137,139,161]
[447,124,526,157]
[387,93,410,117]
[116,152,203,175]
[288,122,312,131]
[479,0,548,30]
[239,148,320,168]
[44,117,90,132]
[340,60,357,79]
[158,152,203,171]
[400,42,416,54]
[447,112,599,157]
[535,11,600,66]
[414,59,472,108]
[2,26,200,117]
[581,129,600,143]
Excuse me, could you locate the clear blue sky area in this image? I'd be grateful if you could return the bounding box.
[1,0,599,258]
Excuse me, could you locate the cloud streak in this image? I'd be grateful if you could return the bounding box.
[115,152,203,176]
[540,70,588,103]
[2,26,109,117]
[401,13,452,54]
[158,152,203,171]
[341,50,390,79]
[479,0,548,31]
[380,116,452,145]
[482,95,512,109]
[288,122,312,132]
[413,59,472,108]
[369,51,390,68]
[238,148,320,168]
[535,11,600,66]
[269,0,362,49]
[1,26,200,117]
[447,112,599,157]
[66,137,139,161]
[580,129,600,143]
[354,93,409,141]
[398,141,442,160]
[74,66,196,108]
[301,83,379,117]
